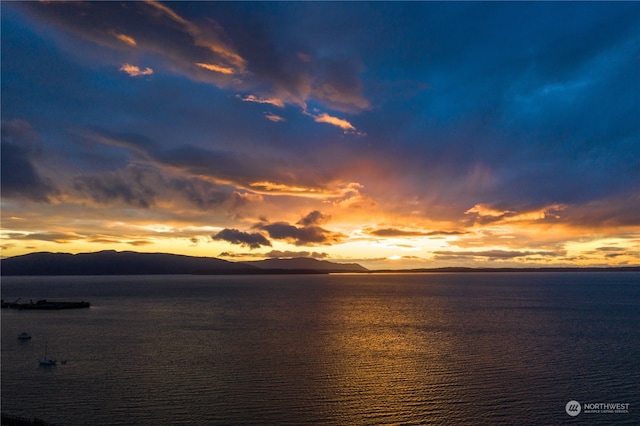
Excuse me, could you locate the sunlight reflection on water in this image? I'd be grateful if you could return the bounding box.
[2,273,639,425]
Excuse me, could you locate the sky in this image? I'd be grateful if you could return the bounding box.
[1,1,639,269]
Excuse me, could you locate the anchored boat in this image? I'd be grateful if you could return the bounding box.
[39,342,56,366]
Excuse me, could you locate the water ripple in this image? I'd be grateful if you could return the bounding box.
[2,273,639,425]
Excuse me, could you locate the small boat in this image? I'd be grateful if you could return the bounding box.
[18,332,32,340]
[39,342,56,366]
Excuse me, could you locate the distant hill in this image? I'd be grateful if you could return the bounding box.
[372,266,640,273]
[246,257,369,273]
[2,251,635,275]
[0,250,258,275]
[0,251,368,275]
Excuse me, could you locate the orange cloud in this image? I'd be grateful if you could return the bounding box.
[120,64,153,77]
[114,32,136,46]
[465,203,509,217]
[144,0,189,26]
[146,1,246,72]
[249,181,331,197]
[239,95,285,108]
[264,113,285,123]
[313,112,355,131]
[465,203,566,224]
[369,228,465,237]
[196,62,235,75]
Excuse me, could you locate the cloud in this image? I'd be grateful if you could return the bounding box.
[20,1,246,85]
[0,120,58,202]
[156,145,276,188]
[79,127,289,191]
[216,249,330,259]
[465,204,510,218]
[72,166,158,208]
[212,228,271,249]
[143,1,247,72]
[559,193,640,229]
[248,181,335,197]
[265,250,329,259]
[217,251,239,258]
[70,158,242,211]
[429,230,466,237]
[464,203,566,225]
[14,1,371,134]
[596,246,625,252]
[127,240,154,247]
[264,112,285,123]
[7,231,83,244]
[167,176,235,210]
[78,127,159,157]
[433,250,561,261]
[120,64,153,77]
[239,95,285,108]
[331,182,374,209]
[297,210,330,226]
[240,97,362,133]
[258,214,346,246]
[84,234,153,247]
[228,191,264,211]
[113,32,136,46]
[3,2,639,266]
[370,228,425,237]
[76,127,346,204]
[196,62,235,75]
[369,228,465,237]
[144,0,189,26]
[312,112,356,132]
[311,57,371,112]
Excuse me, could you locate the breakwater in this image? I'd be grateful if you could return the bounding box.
[1,413,56,426]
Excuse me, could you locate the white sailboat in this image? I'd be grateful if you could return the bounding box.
[39,342,57,366]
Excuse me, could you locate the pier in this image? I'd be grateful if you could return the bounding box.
[1,413,57,426]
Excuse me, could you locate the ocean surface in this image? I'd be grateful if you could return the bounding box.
[1,272,639,425]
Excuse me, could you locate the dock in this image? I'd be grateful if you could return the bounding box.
[1,413,57,426]
[1,299,90,310]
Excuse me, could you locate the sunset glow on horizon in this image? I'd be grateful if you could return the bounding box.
[1,2,638,269]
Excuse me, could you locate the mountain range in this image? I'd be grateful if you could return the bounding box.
[0,250,368,275]
[2,251,637,276]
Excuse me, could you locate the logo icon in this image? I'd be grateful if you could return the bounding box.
[566,400,582,416]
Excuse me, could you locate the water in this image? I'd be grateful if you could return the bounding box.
[2,272,639,425]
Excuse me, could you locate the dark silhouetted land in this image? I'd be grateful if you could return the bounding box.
[1,251,638,276]
[0,251,368,275]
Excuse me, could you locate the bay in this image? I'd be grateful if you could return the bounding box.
[2,272,639,425]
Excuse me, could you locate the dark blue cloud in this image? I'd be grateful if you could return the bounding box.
[256,211,345,246]
[212,228,271,249]
[2,1,638,237]
[259,222,345,246]
[1,120,58,202]
[73,166,157,209]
